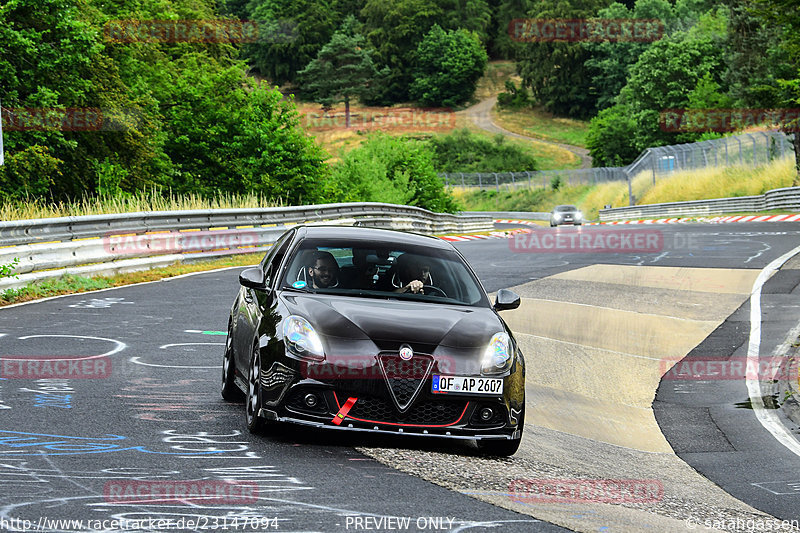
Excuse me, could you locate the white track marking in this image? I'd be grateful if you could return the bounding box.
[14,335,126,360]
[746,244,800,458]
[129,356,217,369]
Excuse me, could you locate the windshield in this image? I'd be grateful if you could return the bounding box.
[555,205,578,212]
[281,238,489,307]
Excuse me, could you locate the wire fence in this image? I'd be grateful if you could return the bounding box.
[440,131,794,191]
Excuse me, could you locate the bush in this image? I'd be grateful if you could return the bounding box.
[0,146,59,201]
[586,104,640,167]
[330,134,459,213]
[496,80,531,109]
[427,129,537,173]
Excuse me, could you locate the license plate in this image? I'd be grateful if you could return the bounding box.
[432,375,503,395]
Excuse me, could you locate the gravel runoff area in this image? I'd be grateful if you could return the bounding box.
[357,424,800,533]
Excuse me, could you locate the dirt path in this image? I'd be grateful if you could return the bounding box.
[463,96,593,169]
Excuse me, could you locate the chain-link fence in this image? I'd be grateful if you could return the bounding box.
[440,131,794,192]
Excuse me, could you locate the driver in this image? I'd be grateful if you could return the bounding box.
[391,253,432,294]
[307,251,340,289]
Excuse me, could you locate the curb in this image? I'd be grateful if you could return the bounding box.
[590,214,800,225]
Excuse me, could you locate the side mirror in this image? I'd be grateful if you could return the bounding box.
[494,289,521,311]
[239,267,267,291]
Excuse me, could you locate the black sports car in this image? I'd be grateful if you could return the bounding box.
[222,226,525,455]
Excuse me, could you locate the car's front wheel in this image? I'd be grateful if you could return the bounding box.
[246,343,266,434]
[476,406,524,456]
[222,323,244,402]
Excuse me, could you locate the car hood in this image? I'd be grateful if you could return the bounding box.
[280,293,504,349]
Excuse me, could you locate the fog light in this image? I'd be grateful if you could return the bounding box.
[304,393,319,408]
[479,407,494,421]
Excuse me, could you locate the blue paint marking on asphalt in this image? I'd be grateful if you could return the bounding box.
[0,430,228,456]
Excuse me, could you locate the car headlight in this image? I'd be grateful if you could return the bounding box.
[283,315,325,361]
[553,213,562,220]
[481,332,512,375]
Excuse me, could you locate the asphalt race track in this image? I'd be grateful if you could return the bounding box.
[2,221,800,533]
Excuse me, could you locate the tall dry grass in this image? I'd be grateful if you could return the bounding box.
[0,191,283,221]
[637,158,796,205]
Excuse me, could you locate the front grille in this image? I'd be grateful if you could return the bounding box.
[378,354,433,412]
[347,395,467,426]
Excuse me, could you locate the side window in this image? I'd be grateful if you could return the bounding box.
[262,231,294,288]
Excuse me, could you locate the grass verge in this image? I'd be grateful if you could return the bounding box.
[492,105,589,148]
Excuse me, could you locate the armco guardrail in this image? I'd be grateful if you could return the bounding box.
[599,186,800,221]
[463,211,549,221]
[0,202,492,291]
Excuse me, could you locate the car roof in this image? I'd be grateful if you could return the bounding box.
[295,225,455,250]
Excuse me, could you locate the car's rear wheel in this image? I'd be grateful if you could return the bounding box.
[222,323,244,402]
[246,343,266,434]
[476,406,524,456]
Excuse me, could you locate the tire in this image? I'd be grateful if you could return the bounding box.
[245,343,266,434]
[476,406,524,457]
[222,323,244,402]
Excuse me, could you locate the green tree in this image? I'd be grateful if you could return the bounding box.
[245,0,339,85]
[0,0,163,199]
[586,10,729,164]
[361,0,449,103]
[160,55,329,203]
[297,16,384,128]
[723,0,792,108]
[487,0,536,59]
[747,0,800,175]
[515,0,612,118]
[584,0,672,112]
[618,12,728,151]
[361,0,491,104]
[409,26,488,107]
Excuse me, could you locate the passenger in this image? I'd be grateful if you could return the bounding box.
[307,251,340,289]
